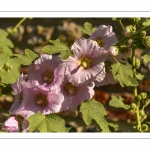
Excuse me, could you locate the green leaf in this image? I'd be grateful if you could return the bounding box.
[111,62,138,87]
[81,22,96,36]
[142,54,150,63]
[12,49,39,65]
[141,19,150,26]
[0,28,13,55]
[134,72,144,80]
[109,96,130,110]
[27,111,70,132]
[42,38,73,60]
[0,29,8,37]
[108,122,119,129]
[80,98,109,132]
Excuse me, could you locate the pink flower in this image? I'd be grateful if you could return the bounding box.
[65,38,107,86]
[9,74,38,114]
[16,85,64,118]
[28,54,64,89]
[59,68,95,111]
[2,116,20,132]
[89,25,118,51]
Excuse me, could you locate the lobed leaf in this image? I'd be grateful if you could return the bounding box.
[109,96,130,110]
[111,62,138,87]
[42,38,73,60]
[142,54,150,63]
[134,72,144,80]
[81,22,96,36]
[80,98,109,132]
[27,111,70,132]
[12,49,39,65]
[0,28,13,55]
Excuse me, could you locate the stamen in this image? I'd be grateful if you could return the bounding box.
[95,37,105,47]
[78,56,92,69]
[64,83,77,95]
[35,93,48,108]
[42,69,54,84]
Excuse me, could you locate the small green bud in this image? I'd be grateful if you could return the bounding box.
[139,110,145,117]
[122,25,136,37]
[135,58,141,69]
[140,31,146,38]
[109,46,119,57]
[141,124,148,132]
[136,95,142,102]
[130,103,137,112]
[142,36,150,48]
[140,92,147,99]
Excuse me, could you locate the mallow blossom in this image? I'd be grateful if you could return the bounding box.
[9,73,40,115]
[28,54,64,89]
[89,25,118,51]
[2,116,20,132]
[59,65,95,111]
[15,85,64,119]
[65,38,108,86]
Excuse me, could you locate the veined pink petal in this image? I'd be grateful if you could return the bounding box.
[65,38,107,86]
[89,25,118,51]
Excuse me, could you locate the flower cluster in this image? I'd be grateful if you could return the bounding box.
[2,25,121,132]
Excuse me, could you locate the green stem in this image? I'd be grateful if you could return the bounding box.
[12,18,27,32]
[119,20,124,29]
[132,47,141,132]
[112,56,119,63]
[116,25,150,47]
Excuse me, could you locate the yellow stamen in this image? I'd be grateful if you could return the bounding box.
[78,56,92,69]
[95,37,105,47]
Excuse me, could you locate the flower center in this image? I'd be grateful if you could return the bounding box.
[42,69,54,84]
[35,93,48,108]
[78,56,92,69]
[95,37,105,47]
[18,92,23,101]
[64,83,77,95]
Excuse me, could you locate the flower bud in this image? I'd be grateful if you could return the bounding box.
[140,92,147,99]
[139,110,145,117]
[140,31,146,38]
[136,95,142,102]
[109,46,119,57]
[130,103,137,112]
[141,124,148,132]
[122,25,136,37]
[142,36,150,48]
